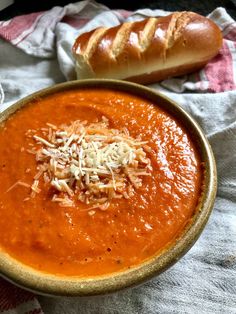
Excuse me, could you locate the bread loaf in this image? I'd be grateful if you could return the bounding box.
[72,12,222,84]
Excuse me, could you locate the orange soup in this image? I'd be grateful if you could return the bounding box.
[0,88,202,277]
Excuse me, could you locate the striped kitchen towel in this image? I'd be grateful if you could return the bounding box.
[0,2,236,93]
[0,279,42,314]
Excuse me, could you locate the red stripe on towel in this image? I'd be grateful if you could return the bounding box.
[203,40,236,92]
[0,278,35,311]
[0,12,44,42]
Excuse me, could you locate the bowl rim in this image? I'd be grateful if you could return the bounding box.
[0,79,217,296]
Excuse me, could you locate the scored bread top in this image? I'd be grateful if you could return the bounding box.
[72,12,222,81]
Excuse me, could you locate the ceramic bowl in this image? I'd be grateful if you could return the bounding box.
[0,79,217,296]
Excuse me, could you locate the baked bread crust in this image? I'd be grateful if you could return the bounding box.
[72,12,223,84]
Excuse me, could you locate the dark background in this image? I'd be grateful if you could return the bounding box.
[1,0,236,20]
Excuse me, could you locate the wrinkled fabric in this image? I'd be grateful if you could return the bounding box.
[0,1,235,313]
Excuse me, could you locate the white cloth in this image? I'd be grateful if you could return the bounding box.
[0,1,235,313]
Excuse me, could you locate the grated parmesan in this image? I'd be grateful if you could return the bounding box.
[27,117,153,210]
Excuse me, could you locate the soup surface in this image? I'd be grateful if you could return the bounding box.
[0,88,202,276]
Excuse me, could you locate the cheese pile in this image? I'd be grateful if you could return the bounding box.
[29,117,152,210]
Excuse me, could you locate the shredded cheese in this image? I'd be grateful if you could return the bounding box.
[6,181,31,193]
[28,117,153,210]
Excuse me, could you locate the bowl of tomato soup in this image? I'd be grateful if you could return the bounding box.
[0,79,216,296]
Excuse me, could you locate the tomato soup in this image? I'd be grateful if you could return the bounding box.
[0,88,202,277]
